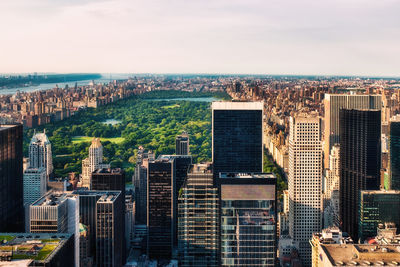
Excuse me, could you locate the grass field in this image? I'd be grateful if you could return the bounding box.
[72,136,125,144]
[0,235,14,242]
[162,103,180,109]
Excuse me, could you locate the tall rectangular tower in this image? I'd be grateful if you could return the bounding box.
[176,131,190,155]
[339,109,381,241]
[212,101,263,177]
[0,124,24,232]
[389,120,400,190]
[288,113,323,266]
[147,158,175,259]
[217,172,277,267]
[324,94,381,167]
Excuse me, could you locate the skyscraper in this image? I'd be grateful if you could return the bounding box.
[339,109,381,241]
[212,101,263,177]
[133,147,154,225]
[92,168,126,199]
[358,190,400,241]
[288,112,323,266]
[389,119,400,190]
[217,172,277,267]
[0,124,24,232]
[323,94,381,167]
[23,167,46,206]
[176,131,190,155]
[178,163,219,267]
[147,158,175,259]
[29,131,53,179]
[74,190,125,267]
[81,138,110,188]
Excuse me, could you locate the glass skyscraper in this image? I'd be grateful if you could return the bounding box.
[390,121,400,190]
[358,190,400,241]
[217,173,276,267]
[212,102,264,177]
[178,163,219,267]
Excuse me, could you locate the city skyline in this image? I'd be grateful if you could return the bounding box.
[1,0,400,76]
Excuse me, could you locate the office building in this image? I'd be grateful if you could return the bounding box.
[212,101,263,177]
[176,131,190,155]
[314,243,400,266]
[133,147,154,224]
[288,112,323,265]
[358,190,400,241]
[29,131,53,179]
[0,124,24,232]
[23,167,47,206]
[0,233,74,267]
[29,192,80,266]
[81,138,110,188]
[310,227,353,266]
[74,190,125,267]
[178,163,218,267]
[92,168,126,198]
[323,94,381,167]
[390,119,400,190]
[340,109,381,241]
[217,172,277,267]
[147,158,175,259]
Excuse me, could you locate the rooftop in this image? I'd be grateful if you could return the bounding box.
[31,192,68,207]
[212,101,264,110]
[219,172,276,179]
[93,168,124,174]
[321,244,400,266]
[0,233,71,264]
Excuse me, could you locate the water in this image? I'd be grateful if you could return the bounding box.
[146,97,218,102]
[102,119,122,125]
[0,74,132,95]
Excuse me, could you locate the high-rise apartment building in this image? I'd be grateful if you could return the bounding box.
[323,94,381,167]
[358,190,400,242]
[389,119,400,190]
[81,138,110,188]
[0,124,24,232]
[176,131,190,155]
[339,109,381,241]
[212,101,263,177]
[288,112,323,266]
[217,172,277,267]
[23,167,46,206]
[29,131,53,179]
[147,158,175,259]
[178,163,219,267]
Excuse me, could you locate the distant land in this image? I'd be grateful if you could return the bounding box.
[0,73,102,89]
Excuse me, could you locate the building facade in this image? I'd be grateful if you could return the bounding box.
[358,190,400,241]
[323,94,381,167]
[217,172,277,267]
[147,158,175,259]
[288,113,323,266]
[176,131,190,155]
[339,109,381,241]
[23,167,47,206]
[81,138,110,188]
[0,124,24,232]
[178,163,219,267]
[212,101,264,177]
[389,120,400,190]
[29,131,53,179]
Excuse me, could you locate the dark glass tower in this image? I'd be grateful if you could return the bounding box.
[0,124,24,232]
[212,102,263,177]
[176,131,190,155]
[390,121,400,190]
[358,190,400,241]
[339,109,381,241]
[92,168,126,199]
[147,158,175,259]
[217,173,277,267]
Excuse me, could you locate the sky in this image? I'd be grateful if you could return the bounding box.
[1,0,399,76]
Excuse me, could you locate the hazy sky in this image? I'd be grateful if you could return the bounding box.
[1,0,399,76]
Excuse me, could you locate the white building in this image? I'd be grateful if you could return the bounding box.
[81,138,110,188]
[29,131,53,179]
[23,167,46,206]
[288,112,323,266]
